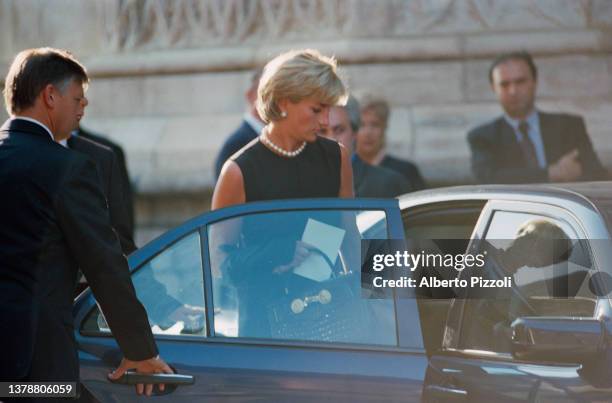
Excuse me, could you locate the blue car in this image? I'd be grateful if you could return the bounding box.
[75,183,612,402]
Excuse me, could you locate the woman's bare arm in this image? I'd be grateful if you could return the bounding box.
[209,161,246,278]
[338,143,354,198]
[212,161,246,210]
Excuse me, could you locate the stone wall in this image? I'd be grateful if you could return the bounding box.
[1,0,611,244]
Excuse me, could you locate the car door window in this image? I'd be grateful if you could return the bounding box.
[207,209,397,346]
[458,211,596,353]
[82,231,206,337]
[400,201,486,353]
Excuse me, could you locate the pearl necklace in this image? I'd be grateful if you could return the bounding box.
[261,130,307,158]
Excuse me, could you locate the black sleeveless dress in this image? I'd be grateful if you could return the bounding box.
[232,135,341,202]
[226,135,342,337]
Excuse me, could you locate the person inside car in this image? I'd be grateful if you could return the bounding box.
[460,219,573,352]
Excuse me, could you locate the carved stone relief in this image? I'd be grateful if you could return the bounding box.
[99,0,604,52]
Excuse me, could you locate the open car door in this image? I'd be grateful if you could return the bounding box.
[74,198,429,402]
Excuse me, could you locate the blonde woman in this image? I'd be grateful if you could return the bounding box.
[356,96,426,192]
[213,49,353,209]
[210,50,354,337]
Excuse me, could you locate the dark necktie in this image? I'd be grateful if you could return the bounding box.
[518,121,538,167]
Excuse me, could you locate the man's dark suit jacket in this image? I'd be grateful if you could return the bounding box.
[468,112,609,184]
[214,120,258,179]
[68,135,136,254]
[79,127,134,239]
[380,155,426,192]
[353,155,411,198]
[0,119,156,382]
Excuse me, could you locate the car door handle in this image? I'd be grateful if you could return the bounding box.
[110,370,194,386]
[425,385,467,401]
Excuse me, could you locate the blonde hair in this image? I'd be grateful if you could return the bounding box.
[360,95,390,128]
[256,49,348,123]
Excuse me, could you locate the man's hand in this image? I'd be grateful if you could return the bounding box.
[108,355,173,396]
[548,149,582,182]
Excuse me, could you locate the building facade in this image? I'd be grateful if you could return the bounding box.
[1,0,611,242]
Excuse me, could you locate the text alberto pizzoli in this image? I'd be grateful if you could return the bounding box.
[370,251,512,289]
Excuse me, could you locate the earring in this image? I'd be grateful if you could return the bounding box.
[280,111,287,118]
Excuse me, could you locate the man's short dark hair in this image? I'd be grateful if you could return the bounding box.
[488,51,538,84]
[3,47,88,115]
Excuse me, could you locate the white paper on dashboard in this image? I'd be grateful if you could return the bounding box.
[293,218,346,282]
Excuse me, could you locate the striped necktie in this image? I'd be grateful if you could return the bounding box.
[518,121,538,167]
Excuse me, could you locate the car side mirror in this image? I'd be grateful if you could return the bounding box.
[511,316,605,364]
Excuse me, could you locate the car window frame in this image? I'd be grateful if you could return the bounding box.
[201,200,418,351]
[78,230,207,340]
[444,199,601,360]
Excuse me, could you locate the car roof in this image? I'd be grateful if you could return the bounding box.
[399,182,612,234]
[398,181,612,229]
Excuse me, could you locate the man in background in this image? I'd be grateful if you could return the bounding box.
[321,96,410,198]
[214,69,264,180]
[468,51,608,184]
[356,95,426,192]
[65,132,136,255]
[79,126,135,241]
[62,131,136,297]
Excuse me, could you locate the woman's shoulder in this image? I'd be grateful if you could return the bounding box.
[312,135,341,156]
[309,135,341,162]
[230,137,263,163]
[315,135,340,149]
